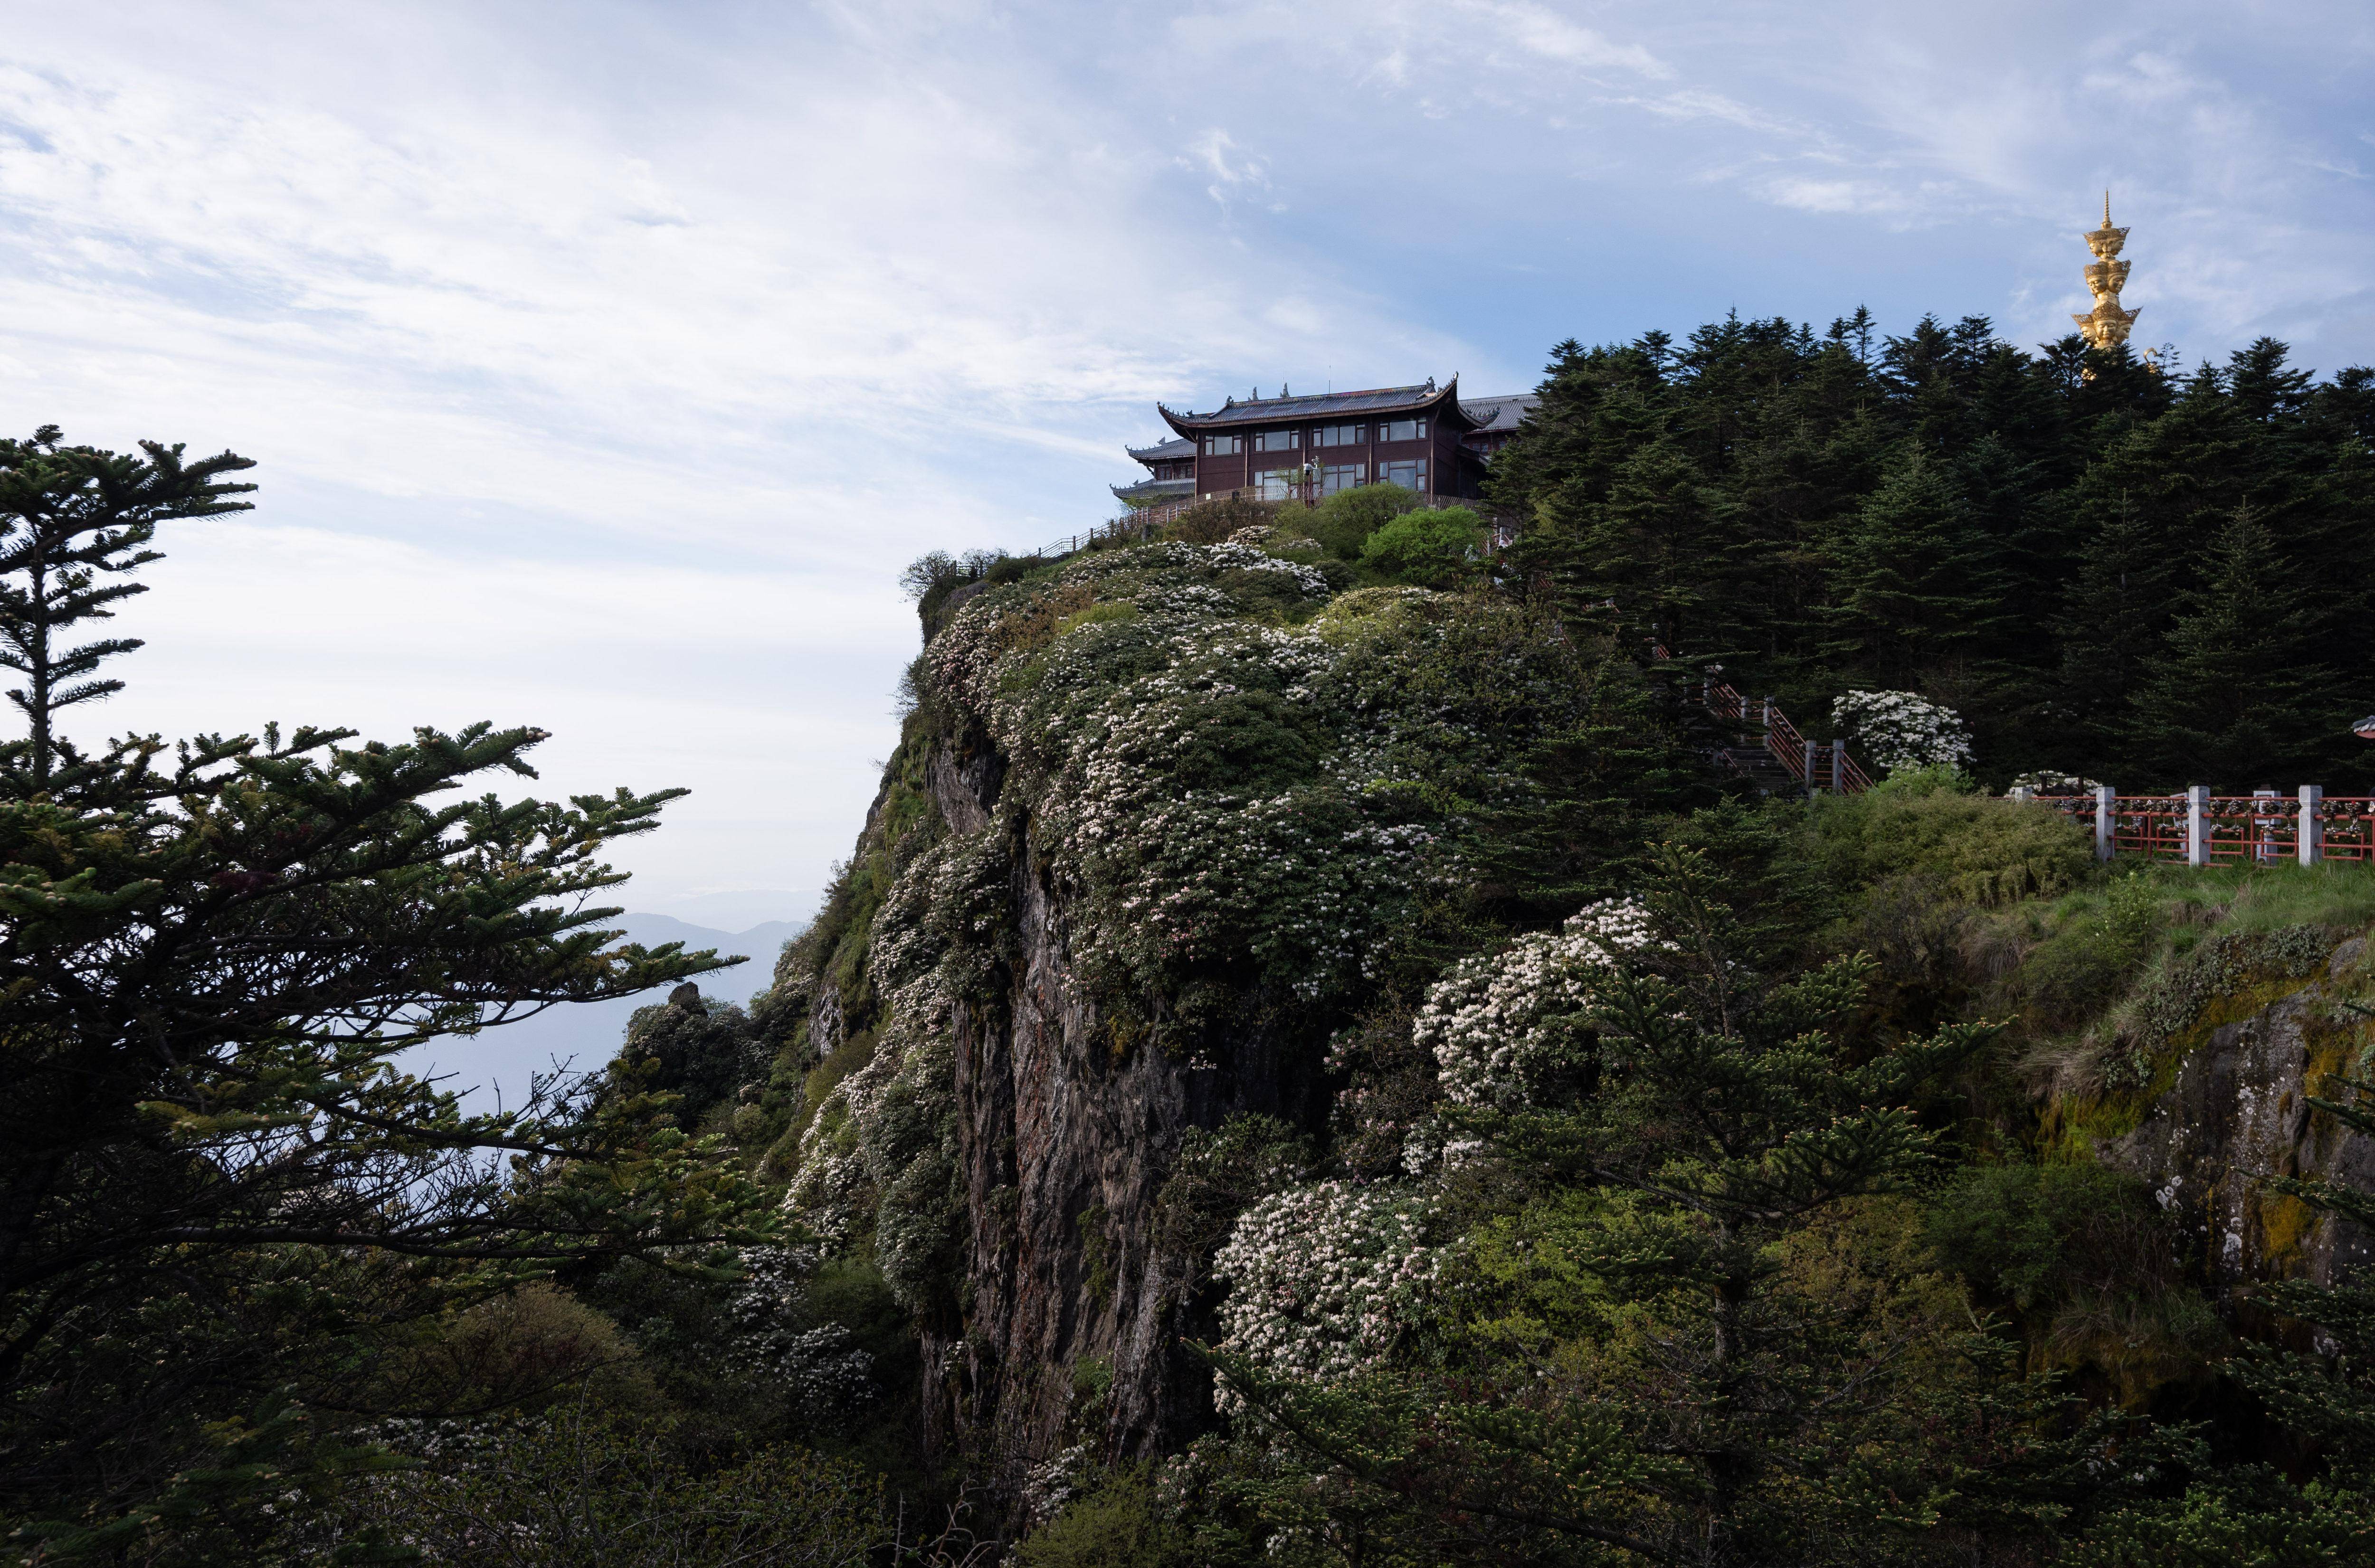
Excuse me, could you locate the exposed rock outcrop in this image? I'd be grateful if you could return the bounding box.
[2104,935,2375,1297]
[918,742,1320,1495]
[770,539,1650,1515]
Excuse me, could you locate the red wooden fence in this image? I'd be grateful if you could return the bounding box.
[2026,789,2375,866]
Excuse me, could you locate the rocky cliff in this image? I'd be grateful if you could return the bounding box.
[2101,931,2375,1304]
[755,534,1666,1507]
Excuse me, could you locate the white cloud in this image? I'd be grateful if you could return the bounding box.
[1,0,2369,921]
[1186,128,1272,208]
[1466,0,1672,79]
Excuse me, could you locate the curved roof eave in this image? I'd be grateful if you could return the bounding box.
[1159,378,1480,434]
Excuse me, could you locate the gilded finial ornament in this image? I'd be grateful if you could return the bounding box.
[2073,190,2140,358]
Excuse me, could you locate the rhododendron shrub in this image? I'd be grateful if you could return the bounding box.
[1209,1181,1442,1410]
[1416,896,1659,1112]
[1832,689,1975,774]
[1197,845,2021,1564]
[787,534,1666,1255]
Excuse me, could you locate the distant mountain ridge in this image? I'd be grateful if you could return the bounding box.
[608,912,805,972]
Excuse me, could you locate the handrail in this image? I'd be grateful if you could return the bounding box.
[1648,645,1870,794]
[2027,790,2375,865]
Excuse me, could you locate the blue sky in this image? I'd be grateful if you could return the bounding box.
[2,0,2370,938]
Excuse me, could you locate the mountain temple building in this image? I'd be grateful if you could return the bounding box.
[1113,377,1537,510]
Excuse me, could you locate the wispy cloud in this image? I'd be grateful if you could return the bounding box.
[0,0,2366,912]
[1464,0,1672,78]
[1185,129,1273,209]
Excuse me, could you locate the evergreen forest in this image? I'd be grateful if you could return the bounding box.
[5,314,2375,1568]
[1487,315,2375,790]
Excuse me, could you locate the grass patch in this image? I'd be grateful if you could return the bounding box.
[1919,858,2375,1155]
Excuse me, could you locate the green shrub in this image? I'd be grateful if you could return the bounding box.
[1306,481,1419,558]
[1806,768,2093,907]
[1016,1466,1187,1568]
[336,1412,888,1565]
[1927,1162,2222,1397]
[1167,495,1278,544]
[1358,506,1482,587]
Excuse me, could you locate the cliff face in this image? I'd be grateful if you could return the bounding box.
[925,760,1317,1488]
[2103,935,2375,1301]
[765,535,1658,1507]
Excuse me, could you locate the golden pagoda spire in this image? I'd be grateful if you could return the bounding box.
[2073,191,2139,354]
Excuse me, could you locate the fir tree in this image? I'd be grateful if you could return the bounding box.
[2127,504,2336,784]
[1827,445,2011,689]
[0,430,764,1548]
[2052,489,2173,769]
[1568,440,1732,652]
[0,427,258,784]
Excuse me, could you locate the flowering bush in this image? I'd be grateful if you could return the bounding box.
[1416,898,1660,1112]
[915,542,1600,1020]
[1210,1180,1442,1409]
[785,969,965,1311]
[1831,689,1974,774]
[2006,770,2104,797]
[725,1247,878,1424]
[786,537,1649,1304]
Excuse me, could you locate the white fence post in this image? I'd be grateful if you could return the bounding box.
[2186,785,2210,867]
[2301,784,2324,865]
[1804,740,1818,793]
[2095,785,2115,862]
[1831,738,1846,791]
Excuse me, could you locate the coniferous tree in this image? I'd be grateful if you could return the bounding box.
[0,429,764,1549]
[1198,850,2133,1567]
[2053,491,2172,770]
[1827,446,2011,689]
[1568,440,1730,652]
[2127,504,2335,784]
[0,426,257,784]
[1483,306,2375,784]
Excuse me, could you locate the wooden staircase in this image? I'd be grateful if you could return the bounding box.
[1650,649,1871,796]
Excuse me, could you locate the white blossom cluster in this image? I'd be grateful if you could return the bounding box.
[1830,689,1975,774]
[1210,1180,1441,1411]
[2006,769,2104,796]
[724,1247,878,1422]
[868,824,1012,995]
[1416,897,1659,1111]
[922,549,1494,1007]
[1020,1443,1097,1526]
[785,969,958,1247]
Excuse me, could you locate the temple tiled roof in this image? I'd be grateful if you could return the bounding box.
[1458,392,1539,433]
[1159,377,1477,437]
[1112,477,1194,501]
[1127,436,1195,464]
